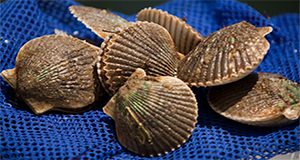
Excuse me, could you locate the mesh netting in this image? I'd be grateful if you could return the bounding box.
[0,0,299,159]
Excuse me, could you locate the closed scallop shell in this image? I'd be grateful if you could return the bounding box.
[103,68,198,156]
[208,72,300,127]
[178,21,272,87]
[100,21,179,95]
[137,8,203,55]
[1,35,101,114]
[69,5,129,39]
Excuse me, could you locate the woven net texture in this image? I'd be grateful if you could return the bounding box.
[0,0,299,159]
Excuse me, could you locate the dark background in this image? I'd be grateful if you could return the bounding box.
[75,0,299,16]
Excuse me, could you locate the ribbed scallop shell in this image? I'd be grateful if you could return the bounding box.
[100,21,179,95]
[178,21,272,87]
[103,68,198,156]
[208,72,300,127]
[69,6,129,39]
[137,8,203,55]
[1,35,101,114]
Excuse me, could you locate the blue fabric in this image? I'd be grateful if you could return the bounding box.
[0,0,299,159]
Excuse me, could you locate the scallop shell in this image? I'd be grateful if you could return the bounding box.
[1,35,101,114]
[137,8,203,55]
[69,5,129,39]
[99,21,179,95]
[103,68,198,156]
[178,21,273,87]
[208,72,300,127]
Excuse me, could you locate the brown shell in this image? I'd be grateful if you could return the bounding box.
[137,8,203,55]
[99,21,179,95]
[208,72,300,127]
[178,21,272,87]
[69,5,129,39]
[1,35,101,114]
[1,68,16,89]
[103,68,198,156]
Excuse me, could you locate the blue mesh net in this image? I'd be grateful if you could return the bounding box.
[0,0,299,159]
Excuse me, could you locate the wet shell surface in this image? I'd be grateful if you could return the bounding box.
[208,72,300,127]
[1,35,100,114]
[103,68,198,156]
[137,8,203,55]
[178,21,273,87]
[69,5,129,39]
[99,21,179,95]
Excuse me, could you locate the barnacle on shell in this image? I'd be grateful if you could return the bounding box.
[1,34,102,114]
[208,72,300,127]
[178,21,272,87]
[103,68,198,156]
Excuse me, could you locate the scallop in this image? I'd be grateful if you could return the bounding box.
[1,35,101,114]
[137,8,203,56]
[69,5,129,39]
[178,21,273,87]
[99,21,179,95]
[208,72,300,127]
[103,68,198,156]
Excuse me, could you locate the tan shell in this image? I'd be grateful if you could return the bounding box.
[1,68,16,89]
[178,21,272,87]
[208,72,300,127]
[1,35,101,114]
[103,68,198,156]
[99,21,179,95]
[137,8,203,55]
[69,5,129,39]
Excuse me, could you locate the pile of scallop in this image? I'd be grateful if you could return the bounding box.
[1,6,300,157]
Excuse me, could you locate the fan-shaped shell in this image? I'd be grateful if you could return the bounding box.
[103,68,198,156]
[178,21,272,87]
[137,8,203,55]
[69,6,129,39]
[1,35,101,114]
[99,21,179,95]
[208,72,300,127]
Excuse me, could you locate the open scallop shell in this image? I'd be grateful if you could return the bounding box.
[137,8,203,55]
[178,21,272,87]
[69,5,129,39]
[1,35,101,114]
[103,68,198,156]
[99,21,179,95]
[208,72,300,127]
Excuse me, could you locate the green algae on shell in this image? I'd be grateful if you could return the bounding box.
[178,21,272,87]
[208,72,300,127]
[1,34,101,114]
[103,68,198,156]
